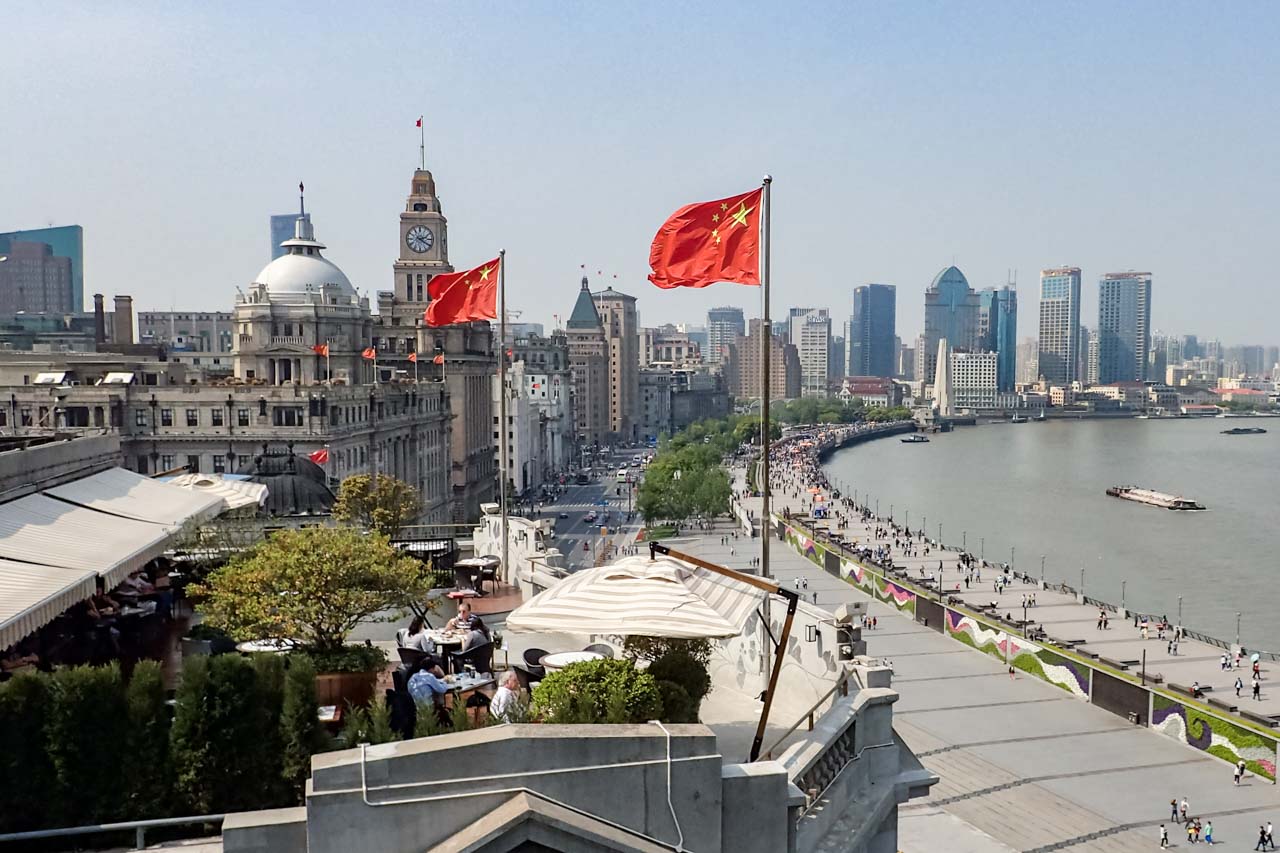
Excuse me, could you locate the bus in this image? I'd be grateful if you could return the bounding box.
[616,469,629,483]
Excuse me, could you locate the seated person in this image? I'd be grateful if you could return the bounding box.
[406,661,451,705]
[396,616,436,654]
[446,602,489,652]
[0,640,40,677]
[118,568,155,596]
[90,580,120,618]
[489,670,522,722]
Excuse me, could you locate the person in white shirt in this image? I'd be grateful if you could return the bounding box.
[489,670,522,721]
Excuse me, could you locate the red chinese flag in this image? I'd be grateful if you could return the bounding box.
[312,343,329,357]
[416,116,423,128]
[432,354,445,365]
[425,257,501,326]
[309,448,329,464]
[361,347,377,360]
[407,352,418,363]
[648,187,762,289]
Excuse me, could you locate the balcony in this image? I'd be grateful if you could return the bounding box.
[269,336,306,346]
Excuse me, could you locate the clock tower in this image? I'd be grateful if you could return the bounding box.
[394,169,452,304]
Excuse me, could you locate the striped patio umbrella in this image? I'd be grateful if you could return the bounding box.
[506,553,762,639]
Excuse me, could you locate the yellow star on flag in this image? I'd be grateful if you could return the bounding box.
[730,201,753,228]
[711,213,720,222]
[711,228,720,244]
[720,202,728,211]
[479,265,493,280]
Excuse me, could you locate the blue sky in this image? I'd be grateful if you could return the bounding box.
[4,1,1278,342]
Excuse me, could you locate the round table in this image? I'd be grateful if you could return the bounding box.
[236,638,298,654]
[540,650,604,673]
[426,629,467,649]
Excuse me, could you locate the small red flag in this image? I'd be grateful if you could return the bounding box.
[416,116,422,128]
[648,187,762,289]
[309,448,329,464]
[361,347,377,360]
[312,343,329,357]
[425,256,501,326]
[407,352,418,363]
[432,354,445,365]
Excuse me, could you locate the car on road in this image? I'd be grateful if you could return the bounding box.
[558,511,569,519]
[584,510,597,523]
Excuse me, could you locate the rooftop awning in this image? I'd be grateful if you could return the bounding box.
[162,473,268,512]
[33,372,66,385]
[0,493,171,587]
[44,467,225,527]
[0,560,96,651]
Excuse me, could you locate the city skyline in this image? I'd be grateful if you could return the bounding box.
[4,4,1280,340]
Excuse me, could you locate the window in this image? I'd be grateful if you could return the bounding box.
[238,409,250,427]
[160,408,173,426]
[135,410,147,427]
[186,408,199,427]
[186,455,200,472]
[212,455,226,474]
[273,407,303,427]
[211,408,224,426]
[160,455,175,471]
[238,455,250,469]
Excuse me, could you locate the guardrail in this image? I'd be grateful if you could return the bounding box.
[0,814,225,849]
[762,667,858,760]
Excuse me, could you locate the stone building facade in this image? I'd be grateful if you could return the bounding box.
[592,286,640,443]
[565,278,609,447]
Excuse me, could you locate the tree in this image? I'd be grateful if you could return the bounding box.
[191,527,432,653]
[123,661,173,819]
[0,672,56,834]
[332,473,422,539]
[45,664,129,825]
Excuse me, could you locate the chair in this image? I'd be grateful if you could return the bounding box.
[523,647,549,679]
[478,564,499,595]
[584,643,615,659]
[397,646,429,667]
[511,665,535,693]
[449,641,494,676]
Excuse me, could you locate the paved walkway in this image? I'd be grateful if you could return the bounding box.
[707,459,1280,852]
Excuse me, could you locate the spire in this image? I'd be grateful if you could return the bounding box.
[299,182,306,218]
[567,276,604,330]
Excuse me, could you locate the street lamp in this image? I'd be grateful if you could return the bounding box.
[1236,612,1242,647]
[962,530,967,551]
[1080,567,1085,596]
[938,522,942,545]
[1040,555,1045,586]
[1121,579,1126,612]
[1177,595,1183,627]
[980,537,984,561]
[1010,545,1015,569]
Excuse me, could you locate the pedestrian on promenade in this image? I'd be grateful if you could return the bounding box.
[1256,826,1268,850]
[1171,799,1180,823]
[1238,676,1245,697]
[1097,611,1105,630]
[1172,639,1180,656]
[1254,660,1263,680]
[1204,819,1214,845]
[802,577,808,590]
[1253,677,1262,701]
[1223,654,1231,671]
[1186,821,1196,845]
[1181,798,1189,823]
[1267,819,1275,849]
[1237,759,1247,785]
[1168,639,1175,655]
[1159,824,1169,847]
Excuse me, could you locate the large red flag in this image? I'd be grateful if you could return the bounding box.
[648,188,762,289]
[425,257,501,326]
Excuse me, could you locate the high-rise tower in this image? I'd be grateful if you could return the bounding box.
[1037,267,1081,385]
[1097,272,1153,384]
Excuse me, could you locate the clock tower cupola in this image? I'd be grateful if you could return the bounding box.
[394,168,452,304]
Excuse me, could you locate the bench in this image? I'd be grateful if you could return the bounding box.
[1098,656,1130,671]
[1239,708,1279,728]
[1208,696,1239,714]
[1169,682,1212,699]
[1074,648,1100,660]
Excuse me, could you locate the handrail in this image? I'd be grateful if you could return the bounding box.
[762,667,858,760]
[0,814,225,849]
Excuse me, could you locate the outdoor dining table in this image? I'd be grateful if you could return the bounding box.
[235,638,299,654]
[539,650,603,673]
[426,629,467,649]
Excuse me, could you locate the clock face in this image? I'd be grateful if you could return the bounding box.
[406,226,434,253]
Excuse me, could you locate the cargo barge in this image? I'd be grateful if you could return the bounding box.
[1106,486,1205,511]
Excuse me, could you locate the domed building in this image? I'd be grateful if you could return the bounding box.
[233,205,373,386]
[922,264,979,384]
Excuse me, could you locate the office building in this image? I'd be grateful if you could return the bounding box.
[640,325,701,367]
[977,286,1017,391]
[848,284,897,378]
[790,309,831,397]
[897,343,915,380]
[138,311,234,353]
[638,367,675,442]
[705,307,744,365]
[1016,337,1039,384]
[786,307,816,345]
[828,335,845,380]
[566,277,610,446]
[593,286,640,443]
[1037,267,1081,384]
[511,331,574,479]
[270,213,310,261]
[1097,272,1152,383]
[950,350,999,411]
[0,225,84,312]
[922,266,979,384]
[1086,329,1100,385]
[723,318,801,400]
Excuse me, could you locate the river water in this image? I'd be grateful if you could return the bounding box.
[823,418,1279,651]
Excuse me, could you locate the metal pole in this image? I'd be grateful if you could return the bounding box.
[1236,612,1242,647]
[498,249,509,586]
[938,522,942,544]
[1040,554,1045,586]
[760,175,772,584]
[1010,545,1015,569]
[1080,567,1084,595]
[1177,595,1183,626]
[1121,579,1126,611]
[890,503,893,521]
[963,530,966,551]
[980,537,984,561]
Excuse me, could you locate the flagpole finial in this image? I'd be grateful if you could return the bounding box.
[762,174,773,184]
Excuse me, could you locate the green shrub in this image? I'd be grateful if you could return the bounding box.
[281,656,327,796]
[0,671,56,833]
[648,650,711,722]
[123,662,172,819]
[251,655,288,806]
[655,679,698,723]
[623,636,712,666]
[531,658,662,724]
[301,644,388,674]
[46,664,129,825]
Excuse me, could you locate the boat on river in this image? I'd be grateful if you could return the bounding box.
[900,434,930,444]
[1222,427,1267,435]
[1010,415,1029,423]
[1106,486,1205,511]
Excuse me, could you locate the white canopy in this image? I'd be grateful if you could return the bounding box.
[0,493,171,588]
[506,554,762,639]
[164,473,268,512]
[44,467,224,527]
[0,560,96,651]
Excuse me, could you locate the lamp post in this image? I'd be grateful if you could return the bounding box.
[876,498,879,517]
[938,522,942,545]
[963,530,967,551]
[1080,567,1085,596]
[1177,595,1183,627]
[890,503,894,522]
[980,537,985,561]
[1040,555,1045,586]
[1236,612,1242,647]
[1010,545,1015,570]
[906,510,910,530]
[1121,579,1126,612]
[922,515,927,539]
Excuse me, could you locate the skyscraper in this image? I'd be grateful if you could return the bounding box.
[849,284,897,378]
[566,277,610,445]
[270,213,309,261]
[1086,329,1100,385]
[593,286,640,442]
[1037,267,1081,385]
[977,286,1017,391]
[705,306,744,365]
[0,225,83,312]
[790,309,831,396]
[922,266,979,384]
[1097,272,1153,383]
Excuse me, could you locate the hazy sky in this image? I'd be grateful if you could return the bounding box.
[5,2,1279,343]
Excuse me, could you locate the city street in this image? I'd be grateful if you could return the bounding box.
[541,449,646,571]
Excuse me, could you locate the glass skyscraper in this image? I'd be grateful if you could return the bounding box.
[1037,267,1081,385]
[0,225,84,312]
[1097,272,1152,383]
[848,283,896,378]
[922,266,979,384]
[978,286,1017,392]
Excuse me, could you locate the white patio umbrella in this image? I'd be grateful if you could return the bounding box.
[506,553,762,639]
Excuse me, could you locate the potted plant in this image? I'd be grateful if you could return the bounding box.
[180,623,235,657]
[190,526,431,709]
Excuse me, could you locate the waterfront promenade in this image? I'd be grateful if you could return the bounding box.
[704,452,1280,852]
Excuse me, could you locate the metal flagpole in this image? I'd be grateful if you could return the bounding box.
[498,250,510,587]
[413,353,419,383]
[419,116,426,170]
[760,175,772,582]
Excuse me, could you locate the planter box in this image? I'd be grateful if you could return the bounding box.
[315,671,378,709]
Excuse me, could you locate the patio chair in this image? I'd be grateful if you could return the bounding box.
[397,646,430,667]
[584,643,615,659]
[523,647,549,679]
[477,564,499,595]
[449,641,494,675]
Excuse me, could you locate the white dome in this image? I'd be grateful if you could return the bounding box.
[252,251,355,300]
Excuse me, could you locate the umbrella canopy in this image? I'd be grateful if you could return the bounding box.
[506,554,762,639]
